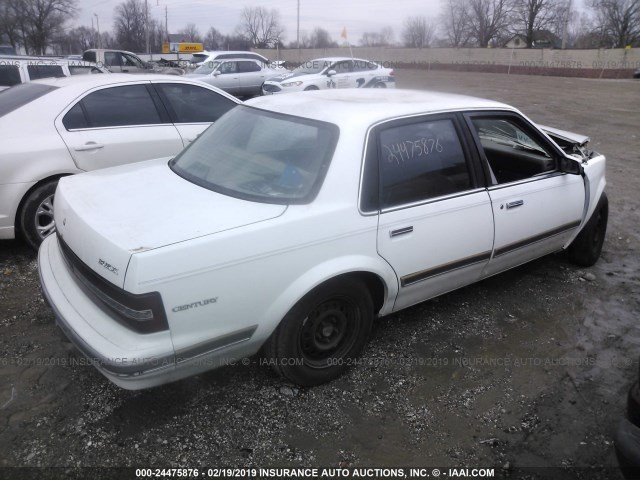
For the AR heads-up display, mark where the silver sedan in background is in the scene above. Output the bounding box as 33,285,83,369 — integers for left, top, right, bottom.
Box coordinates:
185,58,284,98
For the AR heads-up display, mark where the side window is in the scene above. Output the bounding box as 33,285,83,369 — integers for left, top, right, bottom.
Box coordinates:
238,61,261,73
27,65,65,80
156,83,237,123
81,85,161,127
219,62,237,74
0,65,21,87
378,119,472,208
122,53,142,68
103,52,121,67
352,60,375,72
470,116,556,184
62,103,88,129
333,61,352,74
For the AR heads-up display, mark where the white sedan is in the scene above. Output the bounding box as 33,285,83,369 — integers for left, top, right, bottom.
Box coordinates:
0,74,240,248
262,57,395,94
38,89,607,390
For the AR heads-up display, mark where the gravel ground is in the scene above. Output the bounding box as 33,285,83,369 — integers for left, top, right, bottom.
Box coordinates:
1,70,639,478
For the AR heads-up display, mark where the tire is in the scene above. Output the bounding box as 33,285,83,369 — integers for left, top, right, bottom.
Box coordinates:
19,180,59,250
629,381,640,428
373,82,386,88
568,192,608,267
264,278,374,386
304,85,319,91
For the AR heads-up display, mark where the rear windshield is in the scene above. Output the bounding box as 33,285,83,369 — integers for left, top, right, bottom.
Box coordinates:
170,106,339,204
0,64,21,87
0,82,58,118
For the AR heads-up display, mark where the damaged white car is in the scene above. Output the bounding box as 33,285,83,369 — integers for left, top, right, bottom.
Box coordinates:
38,89,607,390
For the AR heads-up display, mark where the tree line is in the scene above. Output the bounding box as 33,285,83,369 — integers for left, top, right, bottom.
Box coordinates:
0,0,638,55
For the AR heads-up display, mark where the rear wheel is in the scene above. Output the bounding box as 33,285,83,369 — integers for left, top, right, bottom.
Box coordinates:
304,85,319,91
264,278,374,386
568,192,608,267
19,180,59,250
373,82,386,88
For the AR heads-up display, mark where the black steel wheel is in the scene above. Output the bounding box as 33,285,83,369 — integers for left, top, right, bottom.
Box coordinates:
264,277,374,386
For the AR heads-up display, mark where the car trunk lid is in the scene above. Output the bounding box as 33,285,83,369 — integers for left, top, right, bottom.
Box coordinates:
54,158,287,288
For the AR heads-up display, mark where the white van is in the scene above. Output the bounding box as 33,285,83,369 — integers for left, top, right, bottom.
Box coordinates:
0,56,108,91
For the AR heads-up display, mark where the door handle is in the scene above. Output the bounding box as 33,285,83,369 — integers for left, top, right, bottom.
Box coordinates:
74,143,104,152
506,200,524,209
390,226,413,237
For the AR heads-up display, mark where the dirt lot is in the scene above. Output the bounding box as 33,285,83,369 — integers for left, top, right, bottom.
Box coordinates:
1,70,639,478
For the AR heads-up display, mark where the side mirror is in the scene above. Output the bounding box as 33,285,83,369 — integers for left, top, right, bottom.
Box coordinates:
559,156,583,175
327,69,337,77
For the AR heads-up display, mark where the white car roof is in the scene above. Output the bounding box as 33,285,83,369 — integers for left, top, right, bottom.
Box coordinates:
246,89,514,127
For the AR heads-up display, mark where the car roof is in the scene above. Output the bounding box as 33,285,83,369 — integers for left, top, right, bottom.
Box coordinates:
32,73,194,88
246,89,515,127
304,57,369,63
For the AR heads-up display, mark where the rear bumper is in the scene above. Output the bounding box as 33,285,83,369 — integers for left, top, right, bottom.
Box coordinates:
38,234,260,389
38,234,177,389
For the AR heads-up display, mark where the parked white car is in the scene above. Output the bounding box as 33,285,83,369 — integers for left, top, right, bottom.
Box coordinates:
38,89,607,390
0,56,109,91
188,50,272,70
185,58,283,97
262,57,395,94
0,74,240,248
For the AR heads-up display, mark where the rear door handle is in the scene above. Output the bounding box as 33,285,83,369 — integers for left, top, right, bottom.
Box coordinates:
74,143,104,151
506,200,524,209
390,226,413,237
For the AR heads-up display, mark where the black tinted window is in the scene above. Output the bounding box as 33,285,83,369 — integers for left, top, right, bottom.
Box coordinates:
0,83,58,117
157,83,236,123
82,85,161,127
63,103,88,129
27,64,65,80
82,51,97,63
0,64,21,86
238,61,260,73
379,119,471,208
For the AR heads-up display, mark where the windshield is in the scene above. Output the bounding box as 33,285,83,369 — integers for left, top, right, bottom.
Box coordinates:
194,61,221,75
170,106,339,204
293,60,332,75
190,54,209,65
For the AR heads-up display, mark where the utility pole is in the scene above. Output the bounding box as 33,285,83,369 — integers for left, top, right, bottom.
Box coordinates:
165,5,169,42
296,0,300,48
94,14,101,49
145,0,150,57
561,0,572,49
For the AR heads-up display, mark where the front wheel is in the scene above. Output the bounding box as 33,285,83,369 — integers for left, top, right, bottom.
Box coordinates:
304,85,319,91
19,180,59,250
568,192,608,267
264,278,374,386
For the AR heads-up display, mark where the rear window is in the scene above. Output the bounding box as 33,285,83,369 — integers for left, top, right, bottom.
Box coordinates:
0,82,58,118
170,106,339,204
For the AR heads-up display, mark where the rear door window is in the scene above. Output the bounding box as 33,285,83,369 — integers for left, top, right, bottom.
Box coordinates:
378,118,472,208
26,64,65,80
238,61,261,73
80,84,162,128
155,83,237,123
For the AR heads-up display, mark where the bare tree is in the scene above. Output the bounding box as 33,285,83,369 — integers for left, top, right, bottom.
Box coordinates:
440,0,472,46
402,16,435,48
308,27,337,48
204,27,224,50
114,0,146,52
512,0,558,47
360,26,394,46
466,0,514,46
6,0,77,54
177,23,202,43
589,0,640,47
238,6,284,48
0,0,22,50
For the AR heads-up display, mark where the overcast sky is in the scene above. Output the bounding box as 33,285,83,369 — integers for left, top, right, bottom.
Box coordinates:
76,0,584,46
76,0,447,45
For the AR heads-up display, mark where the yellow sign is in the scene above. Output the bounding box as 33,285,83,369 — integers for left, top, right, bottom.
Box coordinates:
162,42,204,53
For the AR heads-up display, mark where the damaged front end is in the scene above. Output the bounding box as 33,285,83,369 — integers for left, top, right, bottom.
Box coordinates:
540,124,595,162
